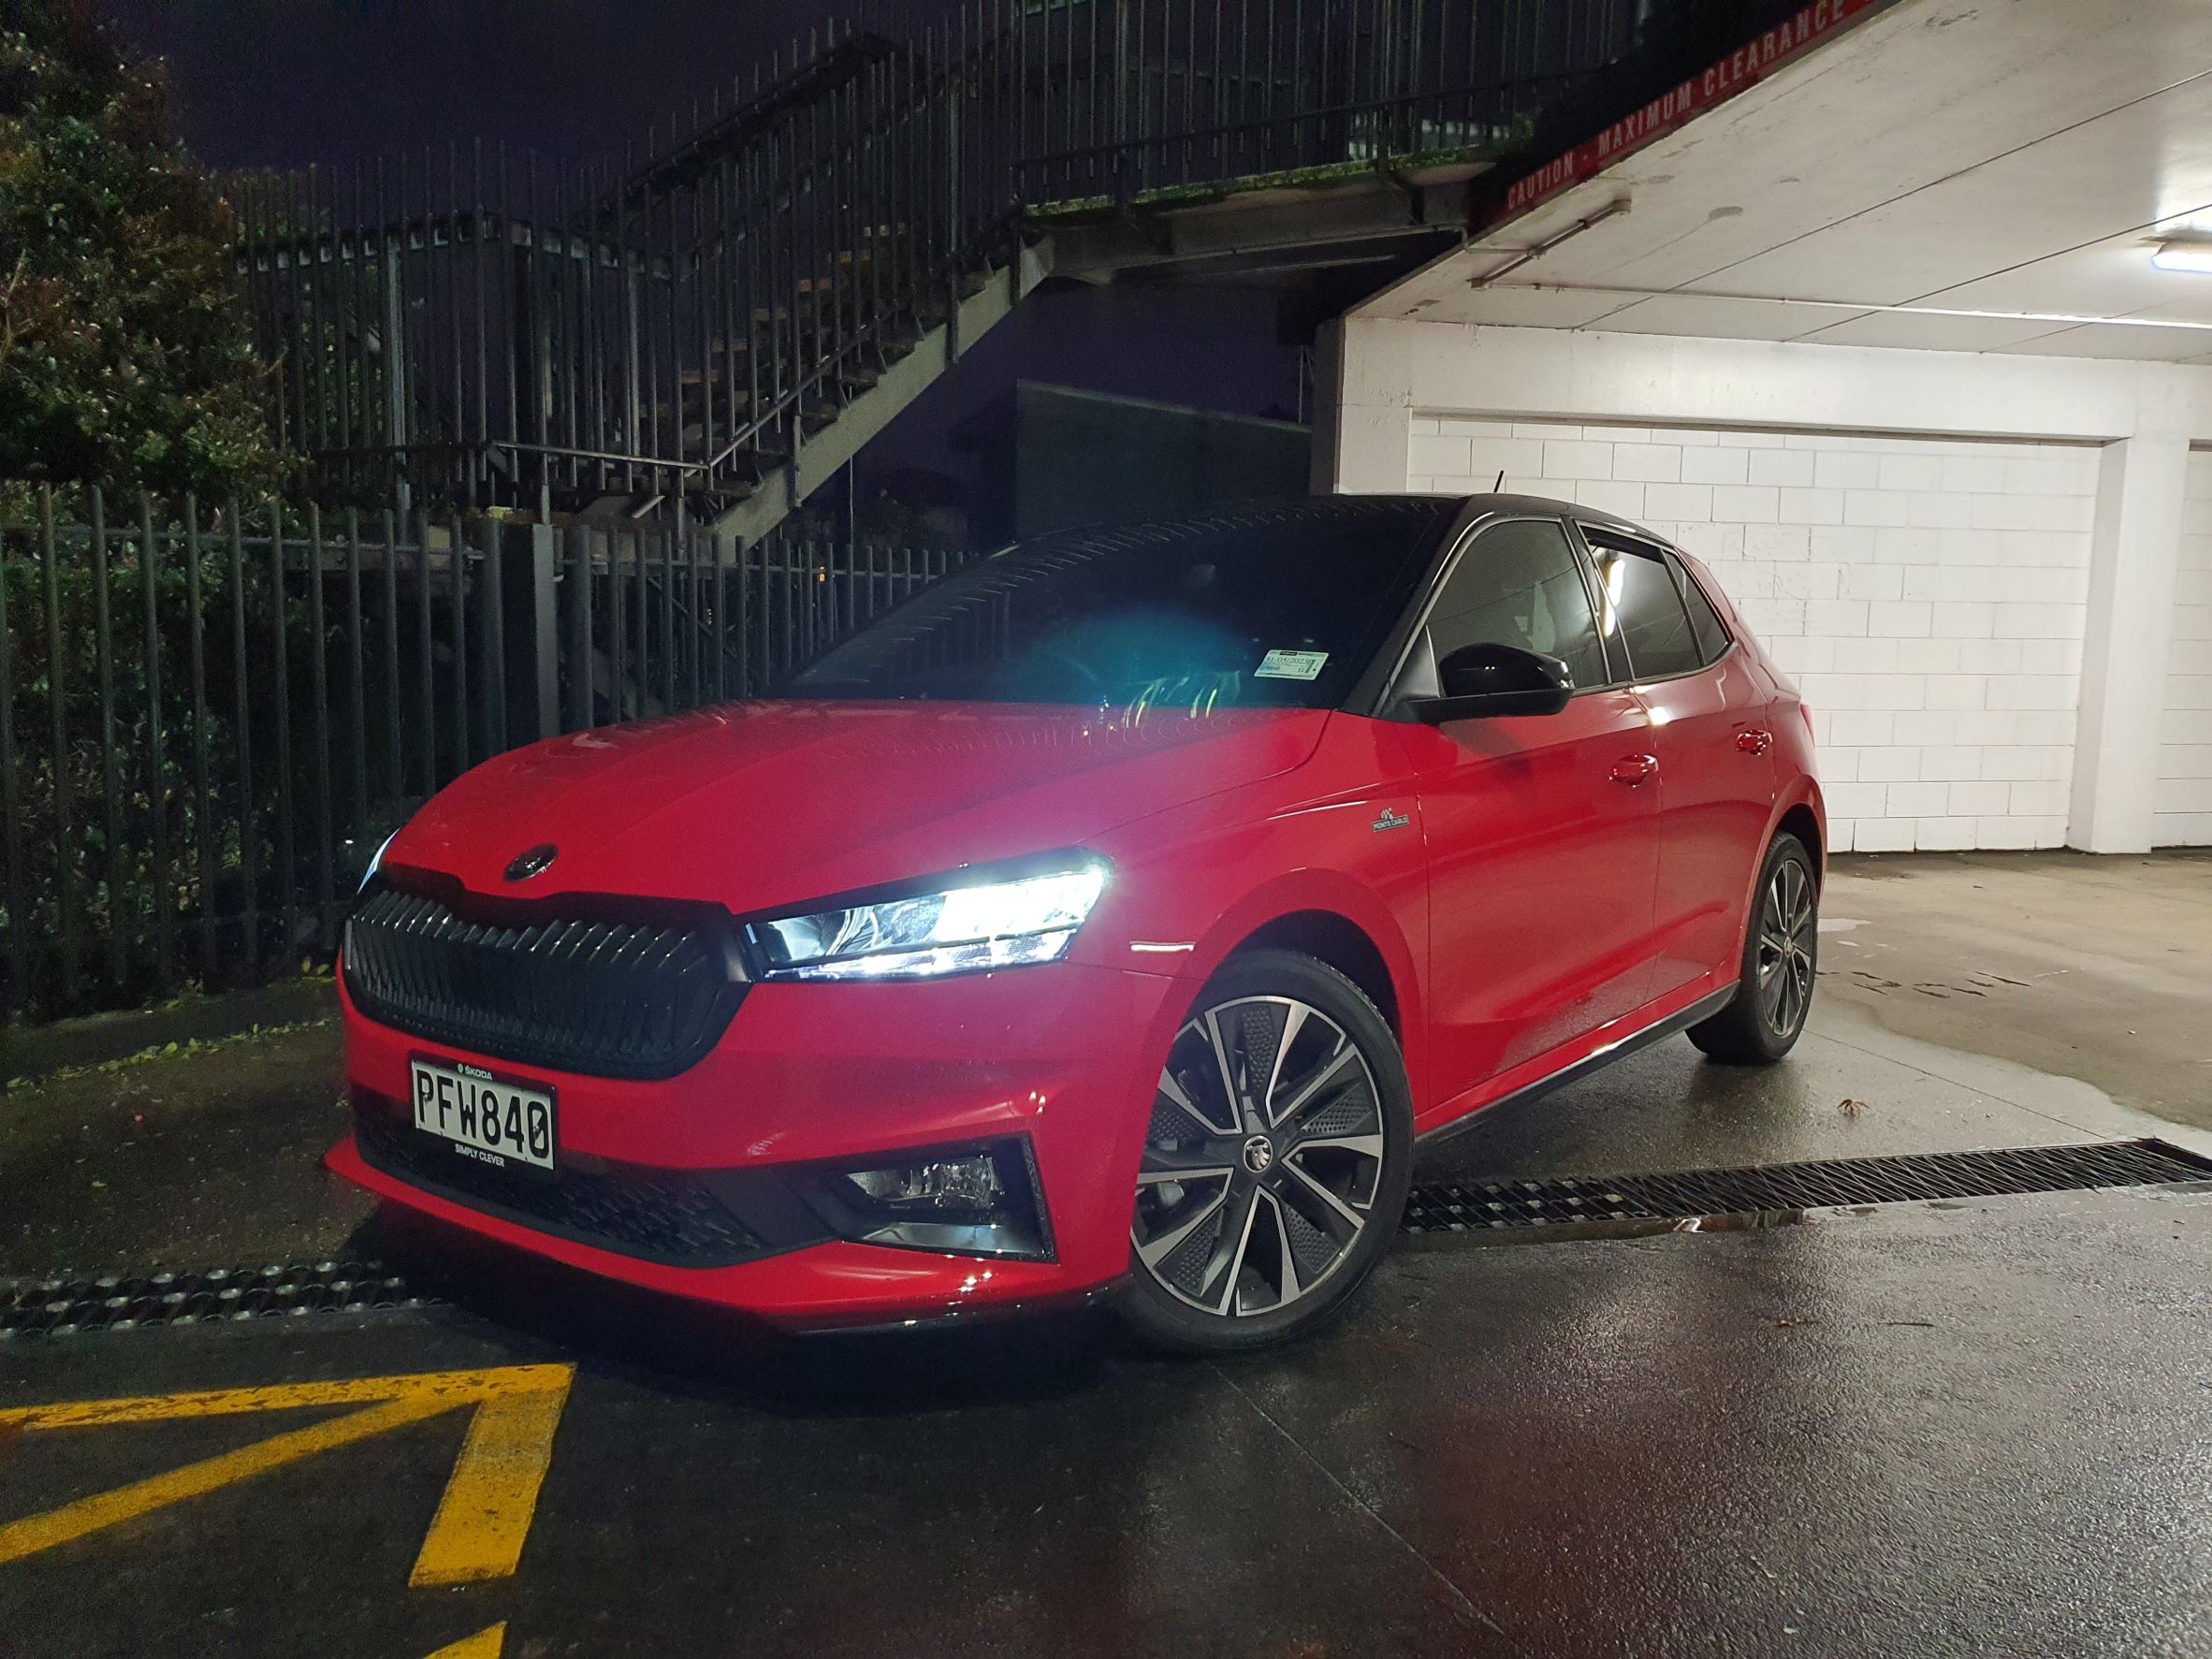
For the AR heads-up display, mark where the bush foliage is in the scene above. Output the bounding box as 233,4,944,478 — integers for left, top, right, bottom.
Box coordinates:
0,0,284,506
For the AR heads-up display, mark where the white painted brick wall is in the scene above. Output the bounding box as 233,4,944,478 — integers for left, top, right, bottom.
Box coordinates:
2154,451,2212,845
1408,417,2099,852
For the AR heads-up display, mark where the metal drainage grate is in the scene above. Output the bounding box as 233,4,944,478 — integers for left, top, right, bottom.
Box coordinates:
9,1142,2206,1333
1401,1139,2212,1237
0,1261,434,1339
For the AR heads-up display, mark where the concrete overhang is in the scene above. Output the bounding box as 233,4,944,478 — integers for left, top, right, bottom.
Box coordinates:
1359,0,2212,364
1036,159,1484,284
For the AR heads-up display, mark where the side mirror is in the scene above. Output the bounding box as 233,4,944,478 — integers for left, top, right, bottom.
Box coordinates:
1409,643,1574,723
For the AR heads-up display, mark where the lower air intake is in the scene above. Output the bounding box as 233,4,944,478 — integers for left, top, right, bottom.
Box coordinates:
355,1107,765,1266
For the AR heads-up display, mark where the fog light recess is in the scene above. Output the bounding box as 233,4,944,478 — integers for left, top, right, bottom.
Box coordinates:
816,1140,1053,1261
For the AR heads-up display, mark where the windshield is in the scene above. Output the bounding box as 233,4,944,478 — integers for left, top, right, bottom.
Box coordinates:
784,500,1457,711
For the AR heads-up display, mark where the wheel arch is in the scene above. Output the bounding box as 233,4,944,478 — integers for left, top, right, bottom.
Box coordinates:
1171,872,1430,1109
1720,781,1826,972
1776,800,1824,886
1230,910,1401,1036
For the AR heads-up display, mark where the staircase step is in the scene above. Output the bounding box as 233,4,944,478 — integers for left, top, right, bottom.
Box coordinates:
676,380,755,414
709,257,1032,549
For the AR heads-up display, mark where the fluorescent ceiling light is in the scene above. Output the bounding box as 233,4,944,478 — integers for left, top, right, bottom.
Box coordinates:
2151,240,2212,275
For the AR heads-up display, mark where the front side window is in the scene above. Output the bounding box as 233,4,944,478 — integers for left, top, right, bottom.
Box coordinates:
784,502,1458,712
1590,538,1704,681
1420,517,1608,691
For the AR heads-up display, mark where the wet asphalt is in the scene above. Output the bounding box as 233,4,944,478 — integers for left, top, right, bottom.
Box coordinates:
5,856,2212,1658
6,1181,2208,1658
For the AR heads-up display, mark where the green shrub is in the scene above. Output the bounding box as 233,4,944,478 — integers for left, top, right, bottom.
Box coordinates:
1,0,285,508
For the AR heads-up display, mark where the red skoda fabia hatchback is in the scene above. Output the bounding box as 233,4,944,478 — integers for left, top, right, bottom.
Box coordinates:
333,496,1823,1350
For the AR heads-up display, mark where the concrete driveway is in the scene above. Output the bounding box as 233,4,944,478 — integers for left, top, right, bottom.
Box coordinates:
4,853,2208,1658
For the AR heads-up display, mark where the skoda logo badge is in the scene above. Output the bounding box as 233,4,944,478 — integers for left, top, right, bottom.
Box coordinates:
504,844,559,882
1240,1134,1274,1176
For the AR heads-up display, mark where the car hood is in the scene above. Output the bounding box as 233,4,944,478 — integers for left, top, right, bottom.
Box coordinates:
387,699,1327,913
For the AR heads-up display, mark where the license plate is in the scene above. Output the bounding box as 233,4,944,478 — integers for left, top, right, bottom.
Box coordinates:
410,1056,556,1173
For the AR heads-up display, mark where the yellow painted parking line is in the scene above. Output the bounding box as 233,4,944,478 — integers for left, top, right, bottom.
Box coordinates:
0,1365,573,1431
0,1391,453,1565
0,1365,574,1585
425,1624,506,1658
411,1375,571,1587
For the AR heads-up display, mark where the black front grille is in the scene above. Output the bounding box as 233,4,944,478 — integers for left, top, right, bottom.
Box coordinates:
344,883,746,1079
355,1107,766,1266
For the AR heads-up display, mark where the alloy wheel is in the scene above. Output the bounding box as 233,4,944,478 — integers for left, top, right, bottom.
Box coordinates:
1131,996,1386,1319
1756,857,1816,1037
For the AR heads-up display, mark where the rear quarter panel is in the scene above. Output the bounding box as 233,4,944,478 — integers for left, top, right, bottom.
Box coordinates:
1679,544,1826,840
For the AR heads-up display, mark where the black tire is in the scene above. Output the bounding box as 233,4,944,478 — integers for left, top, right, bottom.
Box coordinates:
1118,949,1414,1355
1688,832,1818,1065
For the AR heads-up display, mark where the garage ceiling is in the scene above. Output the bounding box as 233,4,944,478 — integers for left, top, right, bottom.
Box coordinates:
1362,0,2212,362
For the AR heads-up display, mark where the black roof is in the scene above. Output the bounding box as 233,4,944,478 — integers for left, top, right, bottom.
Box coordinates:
992,493,1668,561
1356,489,1665,540
1215,491,1666,543
1003,495,1461,558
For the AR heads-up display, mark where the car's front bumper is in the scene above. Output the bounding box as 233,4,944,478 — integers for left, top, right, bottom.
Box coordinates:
330,955,1185,1330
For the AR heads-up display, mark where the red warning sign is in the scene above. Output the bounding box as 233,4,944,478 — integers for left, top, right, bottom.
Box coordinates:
1484,0,1893,230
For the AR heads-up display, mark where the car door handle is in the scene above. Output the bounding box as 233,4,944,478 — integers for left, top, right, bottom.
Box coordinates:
1736,728,1774,756
1609,753,1660,786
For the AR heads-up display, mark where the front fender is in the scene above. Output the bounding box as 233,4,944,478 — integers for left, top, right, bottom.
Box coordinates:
1085,755,1433,1109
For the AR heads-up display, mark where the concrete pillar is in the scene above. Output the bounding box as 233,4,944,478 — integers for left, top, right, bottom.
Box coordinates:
1307,322,1345,495
1311,317,1415,495
2069,432,2190,852
500,521,561,747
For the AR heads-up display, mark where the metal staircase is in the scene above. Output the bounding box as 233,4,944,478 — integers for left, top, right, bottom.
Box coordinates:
233,0,1669,542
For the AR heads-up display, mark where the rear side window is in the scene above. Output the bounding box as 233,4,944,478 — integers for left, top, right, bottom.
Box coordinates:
1590,540,1703,681
1424,518,1608,691
1670,556,1733,664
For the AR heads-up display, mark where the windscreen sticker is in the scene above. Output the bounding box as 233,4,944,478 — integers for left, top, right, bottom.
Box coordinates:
1254,648,1329,681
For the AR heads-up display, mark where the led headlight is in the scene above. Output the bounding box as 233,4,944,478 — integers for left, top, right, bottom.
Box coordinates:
749,859,1108,982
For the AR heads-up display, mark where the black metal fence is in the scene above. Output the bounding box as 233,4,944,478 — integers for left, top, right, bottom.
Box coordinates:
230,21,1015,519
230,0,1656,517
0,487,966,1023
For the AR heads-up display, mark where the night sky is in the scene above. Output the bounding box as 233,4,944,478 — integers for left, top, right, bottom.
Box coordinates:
104,1,1302,511
110,0,909,172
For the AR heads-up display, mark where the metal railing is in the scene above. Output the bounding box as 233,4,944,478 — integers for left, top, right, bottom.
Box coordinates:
1006,0,1650,204
230,33,992,518
231,0,1657,517
0,486,966,1021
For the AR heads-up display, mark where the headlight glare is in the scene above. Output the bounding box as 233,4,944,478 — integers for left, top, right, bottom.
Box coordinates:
753,862,1107,982
358,828,400,895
